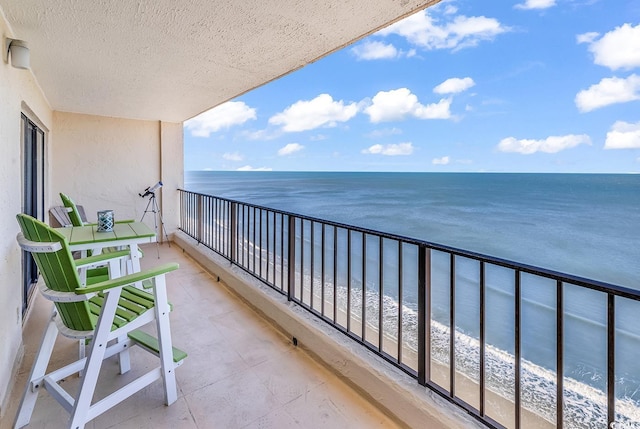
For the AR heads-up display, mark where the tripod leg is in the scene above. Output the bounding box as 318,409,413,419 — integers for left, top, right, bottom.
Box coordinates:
140,196,154,222
153,197,171,247
151,196,160,258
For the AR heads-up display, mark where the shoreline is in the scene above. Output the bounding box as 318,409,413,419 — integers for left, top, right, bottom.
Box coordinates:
298,276,640,428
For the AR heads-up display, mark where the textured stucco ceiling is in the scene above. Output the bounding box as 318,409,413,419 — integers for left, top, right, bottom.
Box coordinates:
1,0,440,123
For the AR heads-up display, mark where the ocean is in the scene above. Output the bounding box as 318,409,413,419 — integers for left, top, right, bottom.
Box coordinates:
185,171,640,426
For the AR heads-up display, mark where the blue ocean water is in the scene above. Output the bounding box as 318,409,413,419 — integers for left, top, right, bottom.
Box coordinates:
185,171,640,425
185,171,640,288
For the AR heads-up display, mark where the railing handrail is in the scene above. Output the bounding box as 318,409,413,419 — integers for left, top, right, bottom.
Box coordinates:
177,188,640,301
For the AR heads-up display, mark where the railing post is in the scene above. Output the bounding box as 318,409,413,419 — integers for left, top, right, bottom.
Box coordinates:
557,279,564,429
607,293,615,429
178,190,183,231
197,194,203,244
230,201,237,263
418,244,427,386
287,215,296,302
515,269,522,429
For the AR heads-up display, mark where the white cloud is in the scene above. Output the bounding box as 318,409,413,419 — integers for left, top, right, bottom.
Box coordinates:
497,134,591,154
378,9,509,52
184,101,256,137
223,152,243,161
361,142,414,156
432,156,450,165
366,128,403,138
278,143,304,156
364,88,451,122
434,77,475,94
269,94,358,132
414,98,452,119
576,32,599,45
443,5,458,15
351,41,399,60
579,24,640,70
514,0,556,10
605,121,640,149
575,75,640,112
242,129,281,141
236,165,273,171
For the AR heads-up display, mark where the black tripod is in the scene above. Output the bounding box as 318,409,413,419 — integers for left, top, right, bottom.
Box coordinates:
141,192,170,258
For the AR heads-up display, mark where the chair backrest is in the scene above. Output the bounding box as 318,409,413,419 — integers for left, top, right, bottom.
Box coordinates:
59,192,85,227
16,213,95,331
49,205,89,228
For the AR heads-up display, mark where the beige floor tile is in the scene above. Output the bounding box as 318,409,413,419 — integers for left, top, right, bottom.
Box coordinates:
98,397,196,429
253,348,326,406
2,243,401,429
283,382,398,429
184,366,280,428
241,407,303,429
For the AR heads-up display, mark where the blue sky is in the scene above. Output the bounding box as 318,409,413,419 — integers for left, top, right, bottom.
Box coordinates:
184,0,640,173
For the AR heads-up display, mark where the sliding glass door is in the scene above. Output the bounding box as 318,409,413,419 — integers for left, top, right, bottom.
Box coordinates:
21,113,45,315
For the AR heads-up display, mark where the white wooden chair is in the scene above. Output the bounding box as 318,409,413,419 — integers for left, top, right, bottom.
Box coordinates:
14,214,186,429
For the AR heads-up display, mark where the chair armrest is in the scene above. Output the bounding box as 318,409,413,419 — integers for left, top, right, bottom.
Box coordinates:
75,263,179,294
75,250,130,268
16,233,62,253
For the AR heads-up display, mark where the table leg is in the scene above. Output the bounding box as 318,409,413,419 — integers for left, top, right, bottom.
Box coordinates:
128,244,145,289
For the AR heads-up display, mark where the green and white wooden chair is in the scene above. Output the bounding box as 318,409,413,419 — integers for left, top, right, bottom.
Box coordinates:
59,192,136,228
14,214,186,429
59,192,88,228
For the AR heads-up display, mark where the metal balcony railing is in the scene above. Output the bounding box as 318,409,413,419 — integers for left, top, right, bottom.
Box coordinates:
178,189,640,429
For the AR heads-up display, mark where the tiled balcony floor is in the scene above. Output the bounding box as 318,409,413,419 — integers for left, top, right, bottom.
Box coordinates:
2,243,400,429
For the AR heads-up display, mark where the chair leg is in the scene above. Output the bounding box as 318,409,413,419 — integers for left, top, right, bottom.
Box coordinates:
68,288,122,429
152,275,178,405
14,310,59,429
78,339,86,377
117,335,131,374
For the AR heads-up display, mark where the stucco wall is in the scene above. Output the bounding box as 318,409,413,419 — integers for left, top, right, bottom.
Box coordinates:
0,19,53,414
160,122,184,235
51,113,183,234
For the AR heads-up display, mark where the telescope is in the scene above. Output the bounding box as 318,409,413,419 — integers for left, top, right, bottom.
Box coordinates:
139,181,163,198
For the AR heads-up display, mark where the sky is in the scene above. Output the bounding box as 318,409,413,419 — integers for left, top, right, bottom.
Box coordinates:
183,0,640,173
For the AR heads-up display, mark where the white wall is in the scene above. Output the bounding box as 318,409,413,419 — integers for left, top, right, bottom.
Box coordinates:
1,17,184,416
51,112,183,234
0,17,53,414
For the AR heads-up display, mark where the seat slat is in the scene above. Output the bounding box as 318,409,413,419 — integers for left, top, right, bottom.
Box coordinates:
121,289,155,309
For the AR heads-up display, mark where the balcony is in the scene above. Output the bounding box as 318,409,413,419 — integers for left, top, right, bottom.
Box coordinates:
3,242,409,428
175,190,640,429
6,190,640,428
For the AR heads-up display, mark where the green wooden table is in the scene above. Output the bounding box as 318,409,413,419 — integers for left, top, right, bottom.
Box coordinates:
55,222,156,274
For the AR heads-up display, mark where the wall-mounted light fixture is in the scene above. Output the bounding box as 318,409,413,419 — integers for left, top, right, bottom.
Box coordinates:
3,38,30,70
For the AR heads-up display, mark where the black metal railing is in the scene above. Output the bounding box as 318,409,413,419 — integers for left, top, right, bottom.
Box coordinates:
178,189,640,429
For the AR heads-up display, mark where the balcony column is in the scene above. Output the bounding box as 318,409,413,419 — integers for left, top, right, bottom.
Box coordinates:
159,121,184,237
